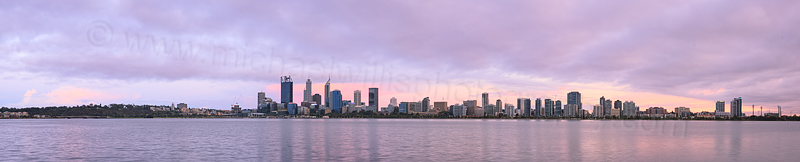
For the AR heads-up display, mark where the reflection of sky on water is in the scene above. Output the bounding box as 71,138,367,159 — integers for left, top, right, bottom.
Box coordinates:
1,119,799,161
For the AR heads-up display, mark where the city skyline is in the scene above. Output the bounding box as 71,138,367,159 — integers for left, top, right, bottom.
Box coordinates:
1,1,798,116
257,76,756,116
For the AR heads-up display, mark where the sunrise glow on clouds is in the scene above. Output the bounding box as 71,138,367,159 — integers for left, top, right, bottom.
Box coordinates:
1,0,799,115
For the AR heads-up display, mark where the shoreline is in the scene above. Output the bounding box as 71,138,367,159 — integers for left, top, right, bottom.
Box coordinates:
2,117,796,121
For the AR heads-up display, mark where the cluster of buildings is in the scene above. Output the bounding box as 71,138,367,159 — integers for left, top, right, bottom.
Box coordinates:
589,97,747,118
150,75,761,119
253,76,382,116
1,111,29,118
147,103,226,116
252,76,597,117
246,76,566,117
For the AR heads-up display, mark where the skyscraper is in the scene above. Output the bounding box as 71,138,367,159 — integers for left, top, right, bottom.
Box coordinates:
463,100,477,115
535,98,542,117
482,92,489,109
731,97,742,117
544,99,553,117
567,91,581,106
422,97,430,112
614,100,622,110
369,88,379,109
390,97,398,107
555,100,562,117
565,104,580,117
354,90,362,106
593,105,603,117
281,76,293,103
599,96,606,116
325,77,331,107
304,78,312,102
312,94,322,105
716,101,725,112
518,98,531,117
505,104,516,117
496,99,502,113
623,101,636,116
331,90,342,113
604,99,612,117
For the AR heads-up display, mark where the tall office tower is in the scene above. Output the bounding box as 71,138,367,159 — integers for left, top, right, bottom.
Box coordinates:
312,94,322,105
535,98,542,117
325,78,331,107
463,100,477,115
434,101,447,112
482,92,489,109
496,99,502,113
604,99,612,117
369,88,379,109
517,98,531,117
716,101,725,112
623,101,636,116
354,90,362,106
555,100,562,117
731,97,742,117
281,76,293,103
544,99,553,117
567,91,582,107
600,96,605,111
304,78,312,102
331,90,343,113
390,97,398,107
614,100,622,110
422,97,430,112
593,105,603,117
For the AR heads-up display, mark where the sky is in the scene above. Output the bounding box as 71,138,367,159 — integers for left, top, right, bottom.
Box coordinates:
1,0,799,115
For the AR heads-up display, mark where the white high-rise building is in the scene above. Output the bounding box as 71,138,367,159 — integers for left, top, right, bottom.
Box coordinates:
304,78,312,102
593,105,603,117
565,104,580,117
354,90,362,106
258,92,266,106
623,101,636,116
505,104,516,117
325,78,331,108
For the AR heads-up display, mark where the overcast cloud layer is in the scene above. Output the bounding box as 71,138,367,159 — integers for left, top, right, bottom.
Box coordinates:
1,0,799,114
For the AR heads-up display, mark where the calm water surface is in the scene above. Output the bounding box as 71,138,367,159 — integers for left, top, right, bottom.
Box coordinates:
1,119,798,161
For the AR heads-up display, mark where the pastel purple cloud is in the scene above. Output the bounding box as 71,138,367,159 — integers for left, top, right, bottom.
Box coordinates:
1,0,799,113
